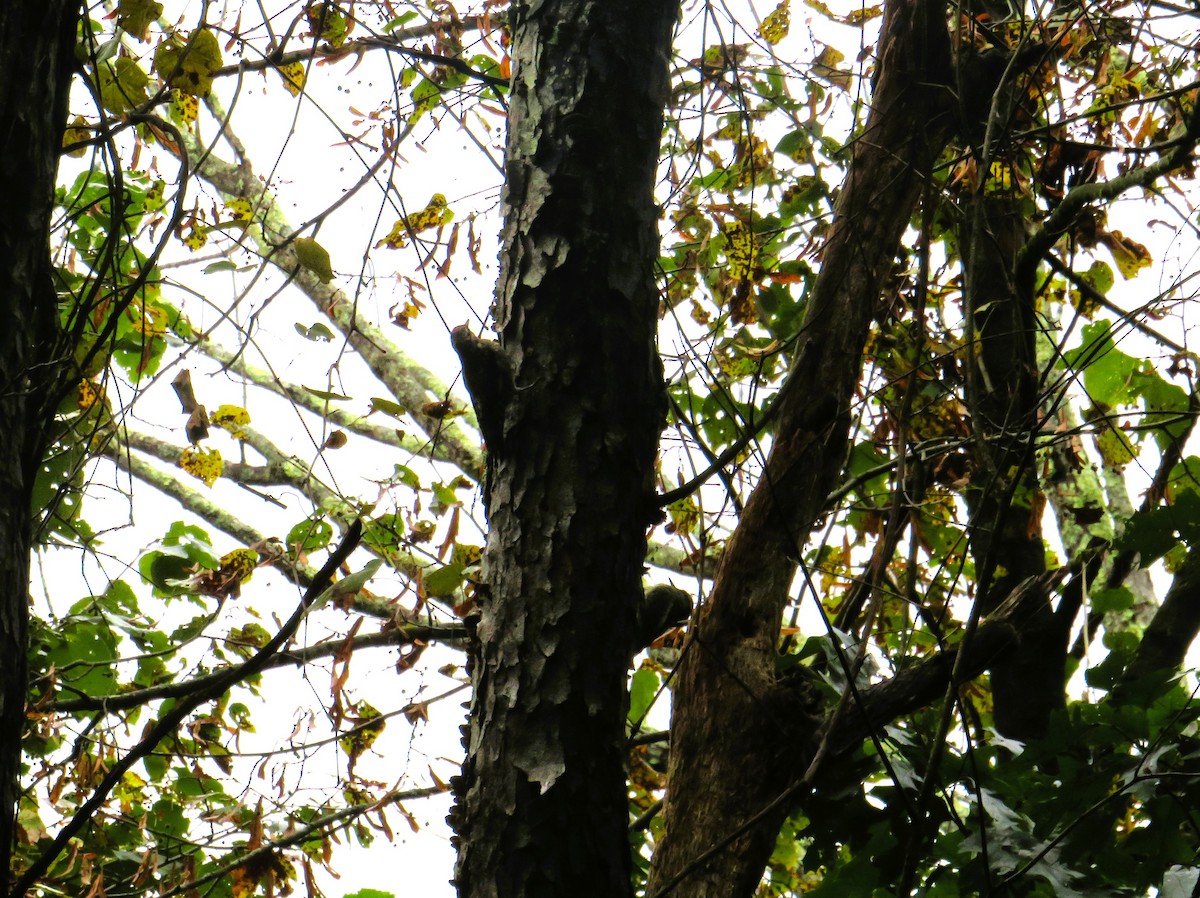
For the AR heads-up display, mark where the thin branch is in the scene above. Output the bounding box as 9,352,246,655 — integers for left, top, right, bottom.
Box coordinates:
192,335,457,460
1044,254,1187,354
14,522,364,896
157,784,447,898
107,432,450,609
46,622,466,715
211,12,507,83
172,126,485,475
1017,102,1200,289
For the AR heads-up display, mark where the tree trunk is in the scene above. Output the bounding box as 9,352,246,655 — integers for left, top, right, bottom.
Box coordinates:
448,1,676,896
0,2,79,890
961,195,1064,743
647,2,955,894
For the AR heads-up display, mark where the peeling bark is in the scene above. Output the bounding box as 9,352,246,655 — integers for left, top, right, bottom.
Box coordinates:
647,2,955,894
0,3,79,888
448,2,676,896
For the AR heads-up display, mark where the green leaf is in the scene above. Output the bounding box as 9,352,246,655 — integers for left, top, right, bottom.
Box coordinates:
311,559,383,610
345,890,396,898
32,437,88,544
293,236,334,283
424,562,465,597
1063,321,1139,409
97,56,150,114
1081,260,1114,296
151,798,188,839
392,464,420,490
202,260,237,273
46,616,120,697
382,11,418,32
1118,490,1200,562
369,397,406,418
302,385,351,401
1092,587,1134,614
431,482,461,516
295,321,335,341
287,517,333,553
628,666,661,724
143,753,168,783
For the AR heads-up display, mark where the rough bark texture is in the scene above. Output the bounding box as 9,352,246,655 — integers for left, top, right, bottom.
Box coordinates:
448,2,676,896
0,3,79,889
646,2,955,894
960,197,1062,743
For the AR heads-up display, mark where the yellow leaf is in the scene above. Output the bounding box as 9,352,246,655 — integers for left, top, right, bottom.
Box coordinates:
812,44,852,91
170,88,199,124
374,194,453,249
1095,426,1138,467
131,301,168,337
1098,229,1153,279
62,116,90,157
759,0,790,45
293,236,334,282
181,223,208,251
76,380,105,411
154,29,223,98
217,548,259,584
211,404,251,438
723,219,760,281
339,701,385,759
224,198,254,222
179,446,223,487
277,61,306,96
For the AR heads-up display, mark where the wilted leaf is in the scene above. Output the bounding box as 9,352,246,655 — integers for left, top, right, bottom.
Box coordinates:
277,61,306,96
322,430,348,450
759,0,790,45
179,446,223,486
1098,229,1153,279
375,194,453,249
211,404,250,438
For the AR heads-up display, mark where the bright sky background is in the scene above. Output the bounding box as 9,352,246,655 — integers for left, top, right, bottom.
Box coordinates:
35,1,1200,895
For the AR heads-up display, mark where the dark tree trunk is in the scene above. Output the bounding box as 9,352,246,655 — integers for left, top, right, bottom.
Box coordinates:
448,1,676,896
647,2,955,894
0,2,80,890
961,196,1063,743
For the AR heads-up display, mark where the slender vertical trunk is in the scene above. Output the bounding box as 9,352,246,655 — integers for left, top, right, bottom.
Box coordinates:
0,3,79,889
449,2,676,895
647,2,954,894
961,196,1062,742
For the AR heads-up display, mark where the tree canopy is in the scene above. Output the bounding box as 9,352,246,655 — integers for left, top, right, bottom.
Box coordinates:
5,0,1200,896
